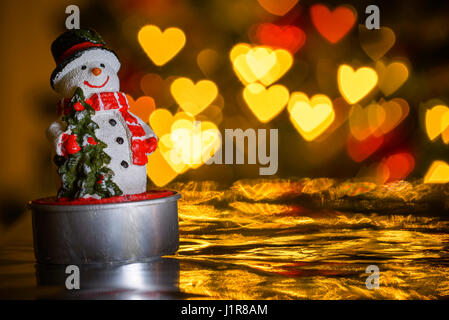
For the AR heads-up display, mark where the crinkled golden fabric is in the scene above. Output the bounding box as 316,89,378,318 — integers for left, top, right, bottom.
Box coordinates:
172,179,449,299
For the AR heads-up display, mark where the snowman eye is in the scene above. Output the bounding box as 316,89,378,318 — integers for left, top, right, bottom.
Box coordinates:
100,63,105,68
81,65,87,70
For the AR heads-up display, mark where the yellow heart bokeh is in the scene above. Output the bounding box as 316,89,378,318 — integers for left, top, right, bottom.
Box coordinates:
149,108,175,138
231,45,261,84
259,49,293,86
149,109,221,177
359,25,396,61
147,109,184,185
170,77,218,116
288,92,335,141
197,104,223,125
442,123,449,144
149,109,194,150
148,109,193,179
376,61,409,96
424,160,449,184
338,64,378,104
197,48,220,77
161,119,221,171
138,25,186,66
245,47,277,79
243,83,289,123
348,103,376,141
230,43,251,62
371,100,398,136
376,98,409,135
147,149,179,187
349,98,409,140
231,44,293,86
425,105,449,142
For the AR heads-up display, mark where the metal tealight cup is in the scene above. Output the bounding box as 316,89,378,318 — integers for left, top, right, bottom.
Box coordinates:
29,192,181,264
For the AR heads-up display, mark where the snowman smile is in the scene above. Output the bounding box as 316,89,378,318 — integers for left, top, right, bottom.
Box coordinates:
84,76,110,88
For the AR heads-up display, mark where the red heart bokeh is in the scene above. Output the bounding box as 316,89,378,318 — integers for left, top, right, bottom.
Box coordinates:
310,4,356,44
126,94,156,124
379,152,415,182
256,23,306,54
347,134,384,162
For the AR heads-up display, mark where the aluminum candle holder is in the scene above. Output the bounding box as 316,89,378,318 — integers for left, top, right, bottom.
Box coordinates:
29,192,181,264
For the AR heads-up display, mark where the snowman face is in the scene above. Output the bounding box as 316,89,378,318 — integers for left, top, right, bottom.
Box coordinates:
55,60,120,98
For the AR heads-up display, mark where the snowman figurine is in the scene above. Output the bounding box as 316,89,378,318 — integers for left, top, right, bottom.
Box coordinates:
47,29,157,197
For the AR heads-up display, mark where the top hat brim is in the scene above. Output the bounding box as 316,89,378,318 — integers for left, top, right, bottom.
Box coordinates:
50,47,120,89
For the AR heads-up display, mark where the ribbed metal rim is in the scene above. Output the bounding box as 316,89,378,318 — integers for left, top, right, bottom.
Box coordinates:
29,192,181,212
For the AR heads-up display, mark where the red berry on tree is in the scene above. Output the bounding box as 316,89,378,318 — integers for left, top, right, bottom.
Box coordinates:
97,175,104,184
73,102,85,111
87,137,97,145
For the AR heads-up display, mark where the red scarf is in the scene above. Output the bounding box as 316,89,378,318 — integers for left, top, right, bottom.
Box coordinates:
58,92,153,165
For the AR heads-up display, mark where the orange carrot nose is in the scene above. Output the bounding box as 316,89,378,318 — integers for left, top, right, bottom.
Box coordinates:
92,67,102,76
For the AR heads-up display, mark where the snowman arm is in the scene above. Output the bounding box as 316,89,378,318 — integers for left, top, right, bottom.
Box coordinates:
131,112,158,140
46,120,68,155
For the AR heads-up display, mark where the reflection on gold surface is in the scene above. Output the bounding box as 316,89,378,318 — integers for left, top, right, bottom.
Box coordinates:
171,181,224,204
174,179,449,299
330,181,377,197
230,179,303,201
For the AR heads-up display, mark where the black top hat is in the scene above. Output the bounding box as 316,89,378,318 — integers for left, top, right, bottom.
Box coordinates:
50,29,120,88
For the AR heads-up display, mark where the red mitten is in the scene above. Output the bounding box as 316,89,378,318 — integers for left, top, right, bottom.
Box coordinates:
64,134,81,155
146,137,158,154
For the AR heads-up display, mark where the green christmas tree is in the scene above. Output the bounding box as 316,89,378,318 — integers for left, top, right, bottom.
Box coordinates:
54,87,123,199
